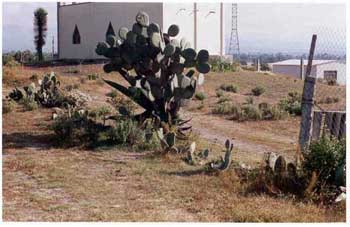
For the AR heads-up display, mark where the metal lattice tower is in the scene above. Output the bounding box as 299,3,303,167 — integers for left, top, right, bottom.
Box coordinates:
228,4,240,61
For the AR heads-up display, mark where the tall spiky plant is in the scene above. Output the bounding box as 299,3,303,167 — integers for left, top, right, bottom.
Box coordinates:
33,8,48,62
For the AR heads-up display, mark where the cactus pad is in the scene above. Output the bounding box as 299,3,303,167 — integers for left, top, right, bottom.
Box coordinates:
118,27,129,40
167,24,180,37
135,11,149,27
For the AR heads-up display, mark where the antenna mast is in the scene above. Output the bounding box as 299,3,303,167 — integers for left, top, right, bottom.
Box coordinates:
228,3,240,61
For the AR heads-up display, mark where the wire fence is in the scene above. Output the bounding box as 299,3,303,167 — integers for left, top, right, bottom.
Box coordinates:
312,28,346,113
309,28,346,141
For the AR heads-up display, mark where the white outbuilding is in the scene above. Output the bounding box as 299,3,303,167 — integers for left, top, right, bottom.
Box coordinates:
271,59,346,85
57,2,226,60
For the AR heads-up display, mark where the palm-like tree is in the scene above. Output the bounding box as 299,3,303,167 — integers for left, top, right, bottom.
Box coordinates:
34,8,48,61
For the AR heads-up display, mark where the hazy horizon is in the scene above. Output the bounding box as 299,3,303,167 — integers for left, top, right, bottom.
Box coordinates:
3,2,346,56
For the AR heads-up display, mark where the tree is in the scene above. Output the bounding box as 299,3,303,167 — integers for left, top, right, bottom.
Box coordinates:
33,8,48,61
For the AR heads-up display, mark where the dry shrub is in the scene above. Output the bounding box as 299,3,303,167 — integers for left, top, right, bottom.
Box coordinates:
218,170,241,192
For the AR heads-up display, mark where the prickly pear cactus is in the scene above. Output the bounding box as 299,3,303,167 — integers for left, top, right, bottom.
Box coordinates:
95,12,211,128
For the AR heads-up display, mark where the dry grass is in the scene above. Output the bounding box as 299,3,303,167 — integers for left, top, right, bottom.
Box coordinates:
2,65,345,222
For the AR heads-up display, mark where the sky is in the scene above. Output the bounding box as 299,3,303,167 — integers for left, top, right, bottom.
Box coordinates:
3,2,346,55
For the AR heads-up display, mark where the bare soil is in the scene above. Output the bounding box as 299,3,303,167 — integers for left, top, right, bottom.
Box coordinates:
2,65,345,222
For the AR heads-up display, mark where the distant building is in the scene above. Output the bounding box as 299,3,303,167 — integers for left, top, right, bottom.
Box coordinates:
271,59,346,85
57,2,226,60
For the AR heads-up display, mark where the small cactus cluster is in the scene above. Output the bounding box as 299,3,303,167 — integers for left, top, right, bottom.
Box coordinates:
95,12,210,128
209,139,233,171
156,128,178,153
185,139,233,171
8,72,76,108
186,142,209,165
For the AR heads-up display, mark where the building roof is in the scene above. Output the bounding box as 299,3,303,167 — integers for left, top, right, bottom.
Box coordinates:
271,59,337,66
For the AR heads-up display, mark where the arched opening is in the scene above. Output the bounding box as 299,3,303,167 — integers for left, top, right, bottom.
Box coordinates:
106,21,115,38
73,24,81,44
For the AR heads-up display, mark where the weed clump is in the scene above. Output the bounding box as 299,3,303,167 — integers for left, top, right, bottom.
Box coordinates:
213,101,287,121
3,99,15,114
216,89,224,97
318,96,340,104
51,109,160,151
279,92,302,116
251,86,265,96
220,84,238,93
20,97,38,111
65,68,80,74
194,92,206,100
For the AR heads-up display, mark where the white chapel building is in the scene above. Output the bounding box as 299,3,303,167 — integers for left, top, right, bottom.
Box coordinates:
57,2,226,60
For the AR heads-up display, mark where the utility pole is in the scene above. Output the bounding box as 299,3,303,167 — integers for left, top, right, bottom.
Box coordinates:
52,36,55,59
193,3,197,51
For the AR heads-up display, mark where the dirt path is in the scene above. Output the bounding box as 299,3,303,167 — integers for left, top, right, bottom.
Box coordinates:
182,110,299,163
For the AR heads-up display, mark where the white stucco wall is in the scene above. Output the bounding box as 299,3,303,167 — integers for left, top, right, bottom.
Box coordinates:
163,3,194,46
315,62,346,85
58,2,163,59
272,65,316,79
58,2,225,59
197,3,223,55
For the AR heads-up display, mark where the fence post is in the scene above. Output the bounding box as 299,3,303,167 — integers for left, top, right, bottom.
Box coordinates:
299,35,317,153
300,58,304,80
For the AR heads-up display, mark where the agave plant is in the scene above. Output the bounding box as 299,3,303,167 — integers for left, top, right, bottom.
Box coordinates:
95,12,210,133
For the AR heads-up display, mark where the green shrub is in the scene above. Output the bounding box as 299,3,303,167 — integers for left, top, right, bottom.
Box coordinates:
240,104,262,121
106,90,118,98
213,100,286,121
209,58,240,72
244,96,254,105
51,108,160,151
251,86,265,96
194,92,206,100
260,105,288,120
319,96,340,104
107,118,160,151
30,74,39,81
197,101,205,110
3,54,20,67
303,136,345,187
212,101,240,115
279,92,302,116
217,95,231,104
220,84,238,93
96,106,112,125
51,112,101,146
87,73,99,80
65,68,80,74
20,97,38,111
216,89,224,97
3,100,15,114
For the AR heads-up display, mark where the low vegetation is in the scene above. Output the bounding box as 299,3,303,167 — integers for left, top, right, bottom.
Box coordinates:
318,96,340,104
194,92,206,100
209,58,240,72
8,72,79,109
245,135,345,205
220,84,238,93
251,85,265,96
3,11,345,222
64,67,80,74
212,99,287,121
3,99,15,114
278,92,302,116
